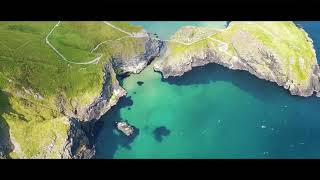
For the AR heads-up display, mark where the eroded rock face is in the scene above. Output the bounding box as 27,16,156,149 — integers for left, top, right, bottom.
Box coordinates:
0,152,5,159
154,22,320,97
60,33,164,159
0,23,164,159
111,35,164,75
61,118,95,159
76,34,164,122
76,62,126,122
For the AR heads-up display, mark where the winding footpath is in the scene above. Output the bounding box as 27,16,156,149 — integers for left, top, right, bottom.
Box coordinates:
207,37,237,58
103,21,133,36
46,21,101,65
91,35,131,53
46,21,235,65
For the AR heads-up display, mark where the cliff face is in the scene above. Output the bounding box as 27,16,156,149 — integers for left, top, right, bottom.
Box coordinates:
61,118,95,159
154,22,320,97
60,33,163,158
0,21,163,159
0,119,13,159
111,35,164,75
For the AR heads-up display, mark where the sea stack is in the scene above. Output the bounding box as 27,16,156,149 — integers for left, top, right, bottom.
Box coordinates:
116,122,135,136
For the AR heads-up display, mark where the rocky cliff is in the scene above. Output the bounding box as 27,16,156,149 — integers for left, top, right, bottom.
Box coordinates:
154,22,320,97
0,22,163,159
60,33,163,158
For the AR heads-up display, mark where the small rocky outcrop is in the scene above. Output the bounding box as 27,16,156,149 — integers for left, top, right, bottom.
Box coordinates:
116,121,135,136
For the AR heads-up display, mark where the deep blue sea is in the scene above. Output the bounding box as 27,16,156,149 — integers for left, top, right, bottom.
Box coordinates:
95,21,320,159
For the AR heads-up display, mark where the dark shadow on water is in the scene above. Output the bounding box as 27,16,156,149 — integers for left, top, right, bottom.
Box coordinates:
94,62,320,158
0,91,14,158
137,81,144,86
119,96,133,107
153,126,171,142
162,63,320,104
93,95,138,159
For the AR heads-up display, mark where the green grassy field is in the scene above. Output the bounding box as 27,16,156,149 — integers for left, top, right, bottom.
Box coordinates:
49,21,129,62
108,21,143,33
226,21,316,82
0,21,144,158
163,21,316,86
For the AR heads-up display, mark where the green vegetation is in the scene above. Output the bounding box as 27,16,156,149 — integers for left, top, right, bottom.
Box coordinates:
107,21,143,33
168,39,210,59
162,21,316,86
0,21,145,158
49,21,128,62
227,21,316,82
4,114,69,158
100,36,146,59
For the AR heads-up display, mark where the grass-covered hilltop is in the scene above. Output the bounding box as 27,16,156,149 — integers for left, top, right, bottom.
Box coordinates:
0,21,162,158
154,21,320,97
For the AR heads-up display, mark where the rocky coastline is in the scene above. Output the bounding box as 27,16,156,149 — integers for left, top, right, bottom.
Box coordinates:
154,22,320,97
3,22,318,159
61,33,164,158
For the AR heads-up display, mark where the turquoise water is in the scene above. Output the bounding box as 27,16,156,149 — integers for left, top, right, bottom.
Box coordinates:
131,21,228,39
95,21,320,159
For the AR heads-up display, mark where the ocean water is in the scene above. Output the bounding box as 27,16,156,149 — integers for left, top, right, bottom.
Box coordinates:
131,21,228,39
95,21,320,159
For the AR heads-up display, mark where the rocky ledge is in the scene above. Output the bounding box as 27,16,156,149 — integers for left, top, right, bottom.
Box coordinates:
154,22,320,97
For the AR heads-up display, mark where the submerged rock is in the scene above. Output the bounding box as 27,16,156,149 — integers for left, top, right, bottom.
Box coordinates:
153,126,171,142
137,81,144,86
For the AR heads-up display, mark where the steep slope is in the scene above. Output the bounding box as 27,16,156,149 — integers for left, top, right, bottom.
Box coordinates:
154,21,320,97
0,21,162,158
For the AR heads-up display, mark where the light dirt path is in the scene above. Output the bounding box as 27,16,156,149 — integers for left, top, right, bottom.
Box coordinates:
90,35,131,53
48,21,233,65
46,21,101,65
103,21,133,37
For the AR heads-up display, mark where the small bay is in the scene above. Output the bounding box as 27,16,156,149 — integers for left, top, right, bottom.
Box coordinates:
95,21,320,159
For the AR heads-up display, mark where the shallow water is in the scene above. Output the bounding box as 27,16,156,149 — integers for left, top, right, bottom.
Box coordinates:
131,21,227,39
95,21,320,159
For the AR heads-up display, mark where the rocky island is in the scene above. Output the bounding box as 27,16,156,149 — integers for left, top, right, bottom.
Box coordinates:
154,22,320,97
